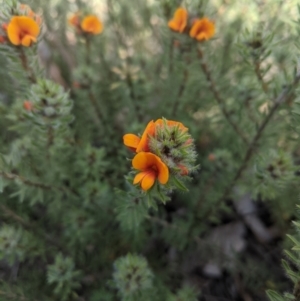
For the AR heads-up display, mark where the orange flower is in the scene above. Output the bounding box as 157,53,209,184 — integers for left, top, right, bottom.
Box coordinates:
189,17,215,41
136,120,156,152
123,119,188,153
7,16,40,47
168,7,188,33
81,15,103,35
132,152,169,191
0,36,6,44
123,120,156,152
23,100,33,111
68,13,80,27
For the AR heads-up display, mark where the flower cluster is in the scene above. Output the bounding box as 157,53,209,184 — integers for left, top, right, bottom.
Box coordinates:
123,119,197,192
68,13,103,35
168,7,215,41
0,3,41,47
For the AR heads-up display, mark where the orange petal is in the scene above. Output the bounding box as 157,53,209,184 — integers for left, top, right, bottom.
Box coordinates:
168,8,188,33
133,170,156,190
133,171,148,184
168,20,180,32
132,152,157,171
189,19,201,39
189,18,215,41
21,35,36,46
132,152,169,184
156,158,169,184
123,134,140,151
81,15,103,35
6,18,21,45
140,171,156,191
136,120,155,153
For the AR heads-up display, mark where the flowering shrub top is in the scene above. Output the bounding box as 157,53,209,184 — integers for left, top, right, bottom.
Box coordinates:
123,118,197,194
168,7,215,42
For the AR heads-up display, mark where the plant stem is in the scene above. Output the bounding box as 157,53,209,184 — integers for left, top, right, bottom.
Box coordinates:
83,36,106,127
19,47,36,84
88,90,105,125
197,47,249,145
168,37,174,74
254,60,269,93
125,72,143,122
172,69,189,117
85,36,91,65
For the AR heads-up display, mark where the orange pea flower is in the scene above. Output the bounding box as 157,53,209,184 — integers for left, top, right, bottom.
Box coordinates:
81,15,103,35
132,152,169,191
123,119,188,153
23,100,33,111
189,17,215,41
7,16,40,47
168,7,188,33
123,120,156,152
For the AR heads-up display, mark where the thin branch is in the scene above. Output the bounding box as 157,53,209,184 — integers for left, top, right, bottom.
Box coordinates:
197,47,249,145
245,95,259,125
254,60,269,93
0,171,78,197
0,204,66,251
82,37,106,127
88,90,105,126
168,37,175,74
172,69,189,117
125,72,143,122
19,48,36,84
206,73,300,216
85,36,91,65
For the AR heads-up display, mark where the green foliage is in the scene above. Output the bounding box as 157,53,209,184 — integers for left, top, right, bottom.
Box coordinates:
112,254,153,301
0,225,41,265
267,208,300,301
0,0,299,300
47,253,81,301
167,286,199,301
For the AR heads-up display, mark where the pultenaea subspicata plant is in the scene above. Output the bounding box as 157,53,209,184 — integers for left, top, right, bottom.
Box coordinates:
123,118,197,199
0,0,300,300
